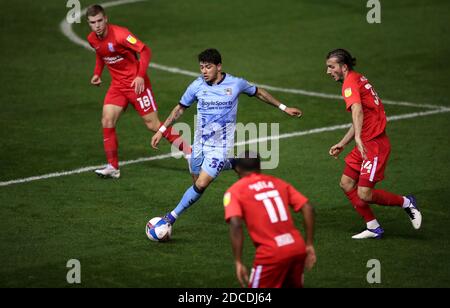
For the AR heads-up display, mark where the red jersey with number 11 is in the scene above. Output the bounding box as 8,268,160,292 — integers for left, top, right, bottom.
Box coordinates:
224,173,308,264
342,71,387,142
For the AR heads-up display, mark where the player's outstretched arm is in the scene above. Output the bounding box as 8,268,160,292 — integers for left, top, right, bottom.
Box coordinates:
300,202,316,270
254,88,302,117
329,126,355,159
151,104,186,149
229,217,249,288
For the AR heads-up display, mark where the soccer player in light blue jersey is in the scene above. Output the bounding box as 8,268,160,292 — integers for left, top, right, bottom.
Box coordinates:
151,48,302,225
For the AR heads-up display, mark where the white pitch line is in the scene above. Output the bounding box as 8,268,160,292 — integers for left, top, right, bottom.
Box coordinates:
237,107,450,146
0,153,174,187
1,107,449,187
2,1,446,187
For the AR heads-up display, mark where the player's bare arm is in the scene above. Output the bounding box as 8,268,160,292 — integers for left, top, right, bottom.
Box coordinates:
351,103,366,159
254,88,302,117
229,217,249,287
329,126,355,159
151,104,186,149
300,202,317,270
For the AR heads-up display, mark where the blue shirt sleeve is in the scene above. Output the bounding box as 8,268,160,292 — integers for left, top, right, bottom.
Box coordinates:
238,78,257,97
180,79,200,108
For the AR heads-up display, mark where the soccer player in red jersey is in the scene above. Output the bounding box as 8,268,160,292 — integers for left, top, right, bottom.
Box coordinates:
224,152,316,288
326,49,422,239
86,4,190,178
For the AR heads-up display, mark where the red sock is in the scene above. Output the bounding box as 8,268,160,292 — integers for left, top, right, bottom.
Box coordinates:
103,128,119,169
370,189,403,207
345,189,376,222
160,124,191,155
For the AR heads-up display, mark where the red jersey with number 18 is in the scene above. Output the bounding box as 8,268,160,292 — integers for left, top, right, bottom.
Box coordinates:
224,173,308,264
342,71,387,142
87,24,150,88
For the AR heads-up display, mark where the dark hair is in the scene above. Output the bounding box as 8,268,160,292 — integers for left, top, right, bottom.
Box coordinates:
234,151,261,172
86,4,105,18
198,48,222,65
327,49,356,70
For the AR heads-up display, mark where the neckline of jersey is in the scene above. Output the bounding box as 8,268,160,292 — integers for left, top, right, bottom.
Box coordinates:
206,72,227,86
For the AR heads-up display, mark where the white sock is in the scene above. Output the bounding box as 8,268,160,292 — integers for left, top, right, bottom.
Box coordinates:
367,219,380,230
171,211,178,219
402,196,411,208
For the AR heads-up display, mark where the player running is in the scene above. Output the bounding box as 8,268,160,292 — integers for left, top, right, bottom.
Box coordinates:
151,48,302,225
86,4,190,179
224,152,316,288
326,48,422,239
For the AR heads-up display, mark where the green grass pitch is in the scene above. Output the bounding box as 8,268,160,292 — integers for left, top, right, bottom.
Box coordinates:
0,0,449,287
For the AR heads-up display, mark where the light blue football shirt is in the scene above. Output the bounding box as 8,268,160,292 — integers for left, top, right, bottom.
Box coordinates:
180,73,257,152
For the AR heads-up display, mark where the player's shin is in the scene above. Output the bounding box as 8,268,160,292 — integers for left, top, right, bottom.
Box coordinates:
103,128,119,169
370,189,403,207
168,185,204,223
345,189,376,222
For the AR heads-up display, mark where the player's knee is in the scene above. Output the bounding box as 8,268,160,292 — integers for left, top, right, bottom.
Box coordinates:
144,120,159,132
193,183,206,193
339,180,354,193
194,180,209,192
357,189,372,202
101,117,116,128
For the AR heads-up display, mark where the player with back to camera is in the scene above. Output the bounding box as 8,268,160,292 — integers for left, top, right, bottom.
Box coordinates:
224,151,316,288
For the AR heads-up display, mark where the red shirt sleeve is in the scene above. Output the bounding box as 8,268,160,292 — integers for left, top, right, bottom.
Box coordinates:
137,45,151,77
87,34,104,76
287,183,308,212
117,28,151,77
224,189,243,222
342,76,361,110
94,52,104,76
117,28,146,53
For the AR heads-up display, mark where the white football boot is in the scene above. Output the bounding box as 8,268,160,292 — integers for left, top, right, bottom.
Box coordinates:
352,227,384,239
404,195,422,230
94,164,120,179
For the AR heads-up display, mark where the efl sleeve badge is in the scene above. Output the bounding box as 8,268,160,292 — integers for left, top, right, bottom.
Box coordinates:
126,35,137,44
344,87,353,98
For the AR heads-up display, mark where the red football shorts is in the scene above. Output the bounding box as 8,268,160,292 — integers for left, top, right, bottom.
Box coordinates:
248,254,305,288
104,81,158,116
344,133,391,188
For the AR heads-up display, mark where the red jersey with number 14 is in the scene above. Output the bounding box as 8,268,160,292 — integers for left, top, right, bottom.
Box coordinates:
342,71,387,142
87,24,150,88
224,173,308,264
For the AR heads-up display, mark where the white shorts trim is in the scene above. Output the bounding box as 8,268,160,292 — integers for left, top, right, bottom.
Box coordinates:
369,156,379,182
251,265,263,288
